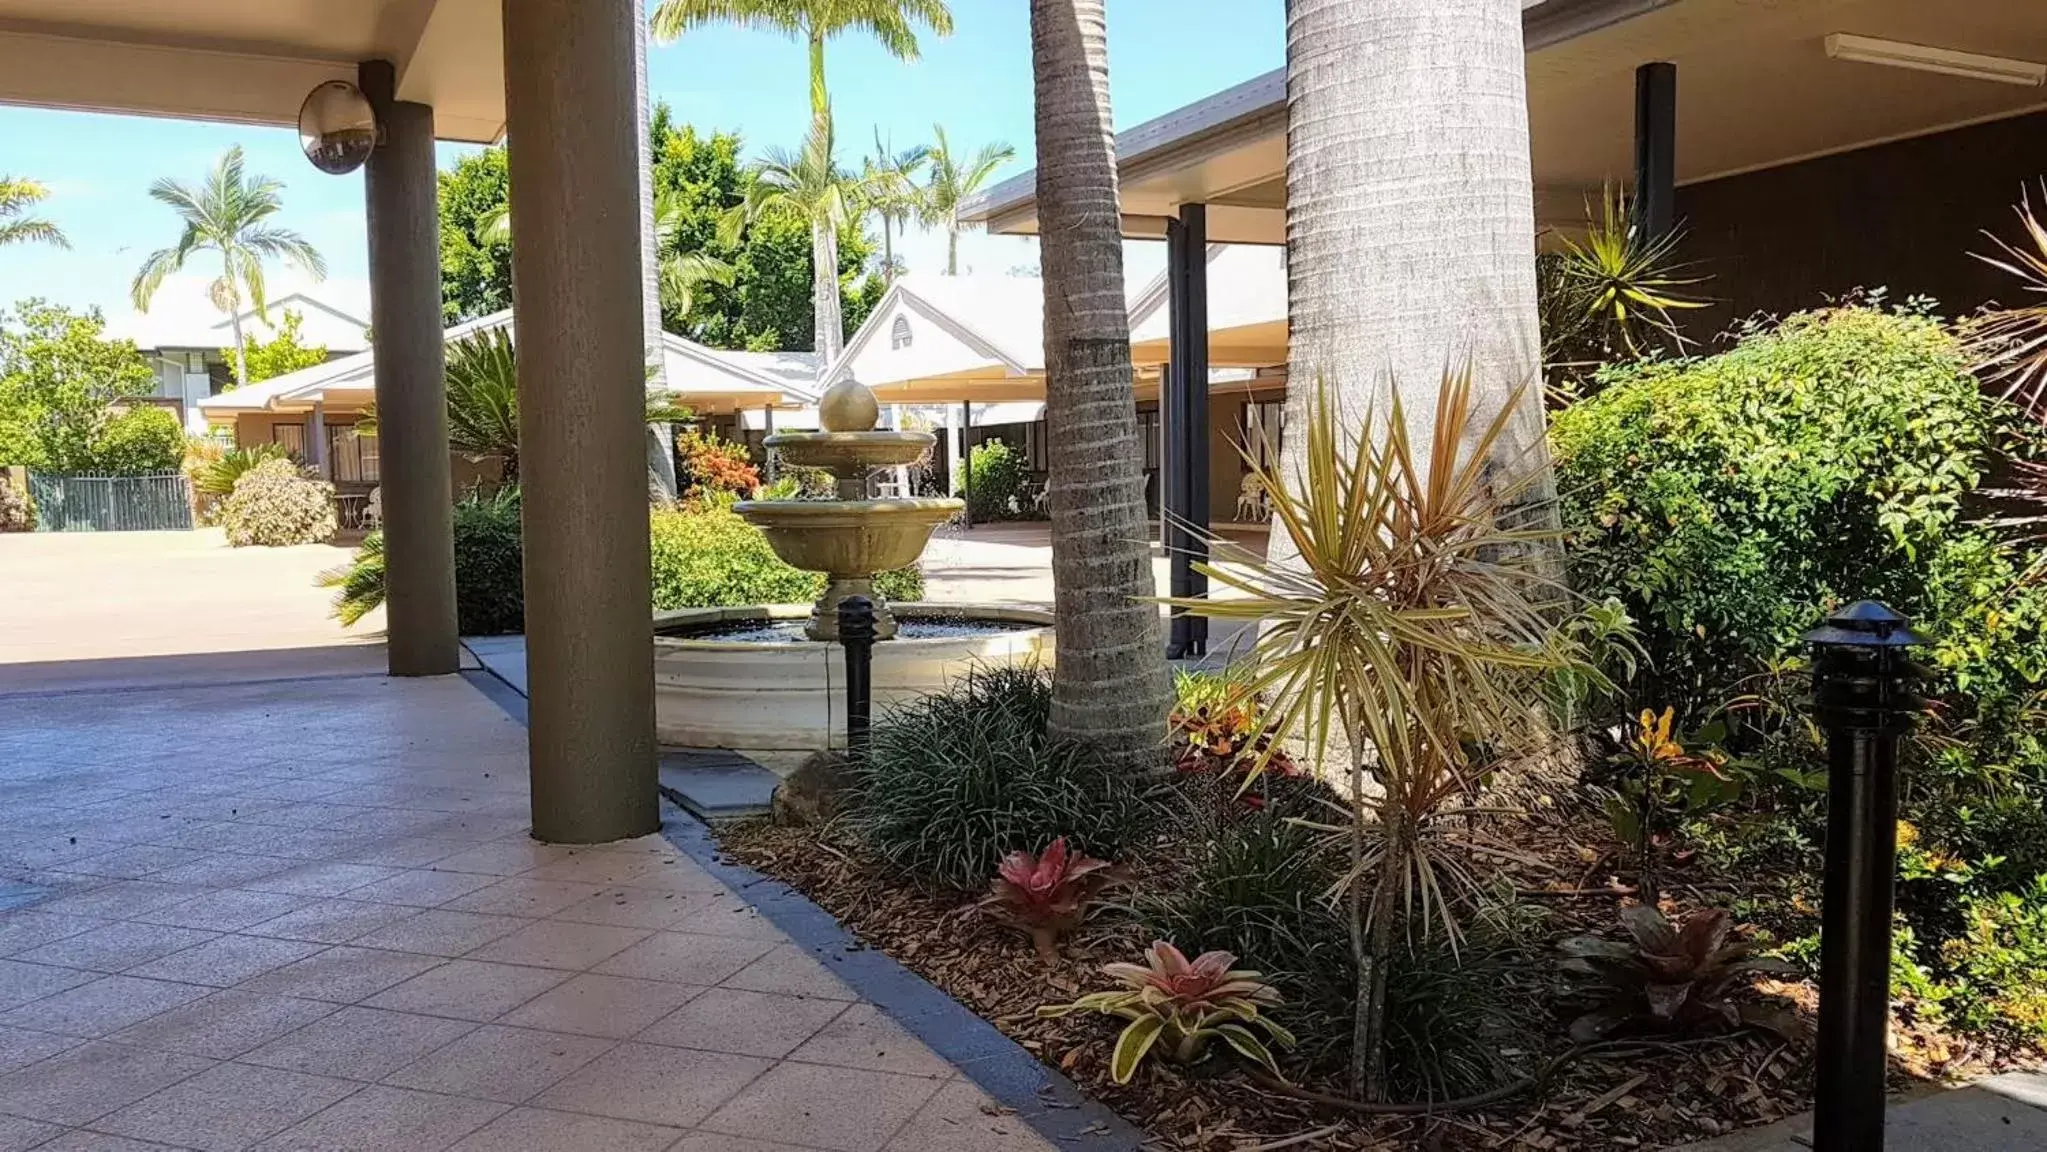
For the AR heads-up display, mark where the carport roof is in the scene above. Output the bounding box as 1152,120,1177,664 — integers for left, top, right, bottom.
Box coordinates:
0,0,508,141
966,0,2047,241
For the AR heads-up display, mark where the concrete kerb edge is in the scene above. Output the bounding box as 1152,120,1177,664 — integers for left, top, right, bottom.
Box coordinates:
456,649,1145,1152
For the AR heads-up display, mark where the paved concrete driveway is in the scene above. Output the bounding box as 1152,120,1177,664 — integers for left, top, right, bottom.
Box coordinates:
0,530,383,693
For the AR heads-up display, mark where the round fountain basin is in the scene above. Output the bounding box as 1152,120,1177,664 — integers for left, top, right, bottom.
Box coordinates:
652,602,1054,761
733,498,962,574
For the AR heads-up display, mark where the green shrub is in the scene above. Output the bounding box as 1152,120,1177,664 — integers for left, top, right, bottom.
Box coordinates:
1552,305,2005,714
220,458,334,547
0,479,32,532
844,665,1152,891
648,506,922,609
1938,876,2047,1038
89,407,184,475
954,439,1038,521
194,443,294,500
321,489,525,635
452,488,524,635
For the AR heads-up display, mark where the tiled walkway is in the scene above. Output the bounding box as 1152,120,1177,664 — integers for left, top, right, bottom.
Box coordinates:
0,672,1056,1152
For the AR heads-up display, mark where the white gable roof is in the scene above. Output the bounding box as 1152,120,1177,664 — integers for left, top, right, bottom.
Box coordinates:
198,309,822,416
104,274,371,354
829,273,1059,389
1127,244,1286,345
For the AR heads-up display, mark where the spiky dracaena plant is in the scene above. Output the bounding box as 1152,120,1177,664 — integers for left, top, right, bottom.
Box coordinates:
1967,184,2047,417
1539,185,1707,399
1167,370,1603,1100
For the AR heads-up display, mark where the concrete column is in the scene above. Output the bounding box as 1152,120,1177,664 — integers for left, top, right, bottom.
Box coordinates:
360,60,458,677
503,0,658,844
307,402,329,480
1164,205,1210,658
1634,62,1677,242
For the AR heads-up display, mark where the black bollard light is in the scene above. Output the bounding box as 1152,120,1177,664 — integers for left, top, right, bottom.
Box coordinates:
1805,600,1924,1152
839,595,877,760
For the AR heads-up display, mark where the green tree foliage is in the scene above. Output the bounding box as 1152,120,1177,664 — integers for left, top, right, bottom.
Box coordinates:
221,309,329,387
437,107,880,352
437,147,514,324
0,300,155,471
90,407,185,476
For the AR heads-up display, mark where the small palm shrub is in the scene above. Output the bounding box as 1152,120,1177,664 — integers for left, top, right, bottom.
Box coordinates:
89,407,184,475
220,458,334,547
194,442,294,500
320,488,524,635
323,531,385,625
844,666,1152,891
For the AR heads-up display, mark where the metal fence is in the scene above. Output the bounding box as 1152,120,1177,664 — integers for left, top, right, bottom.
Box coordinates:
27,472,195,533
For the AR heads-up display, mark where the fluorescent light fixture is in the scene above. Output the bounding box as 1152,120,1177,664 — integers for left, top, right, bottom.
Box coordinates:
1825,33,2046,87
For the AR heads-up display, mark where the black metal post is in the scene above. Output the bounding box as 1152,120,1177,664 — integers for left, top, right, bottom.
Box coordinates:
1633,62,1677,242
839,595,877,759
1806,600,1923,1152
1180,203,1210,657
959,401,973,531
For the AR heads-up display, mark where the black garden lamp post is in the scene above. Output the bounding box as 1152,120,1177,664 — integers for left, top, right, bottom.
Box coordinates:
1805,600,1925,1152
838,595,877,760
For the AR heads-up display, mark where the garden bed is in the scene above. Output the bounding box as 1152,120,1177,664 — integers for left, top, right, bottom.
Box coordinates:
717,807,1868,1151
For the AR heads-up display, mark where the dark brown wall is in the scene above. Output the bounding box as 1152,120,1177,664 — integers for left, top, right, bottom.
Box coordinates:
1674,110,2047,339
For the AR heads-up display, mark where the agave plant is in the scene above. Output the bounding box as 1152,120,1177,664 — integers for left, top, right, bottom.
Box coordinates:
1540,185,1707,398
1039,941,1294,1084
1966,184,2047,416
980,837,1117,960
1559,905,1799,1041
1168,371,1606,1099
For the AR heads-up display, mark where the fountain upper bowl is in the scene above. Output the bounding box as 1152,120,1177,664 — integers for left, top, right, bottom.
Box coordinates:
765,430,933,473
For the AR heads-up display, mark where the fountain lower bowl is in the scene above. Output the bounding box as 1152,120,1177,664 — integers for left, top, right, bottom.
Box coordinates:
652,602,1055,764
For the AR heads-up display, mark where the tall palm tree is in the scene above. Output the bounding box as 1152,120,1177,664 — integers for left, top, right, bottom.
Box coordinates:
649,0,954,138
863,130,928,283
724,115,864,362
131,147,326,390
920,124,1014,275
0,177,66,251
1281,0,1551,511
1029,0,1172,767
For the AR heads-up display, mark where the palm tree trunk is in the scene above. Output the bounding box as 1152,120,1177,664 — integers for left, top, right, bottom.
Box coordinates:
882,216,896,284
223,260,249,390
812,216,844,364
1028,0,1172,769
807,30,830,134
635,17,677,500
1280,0,1551,508
946,225,958,276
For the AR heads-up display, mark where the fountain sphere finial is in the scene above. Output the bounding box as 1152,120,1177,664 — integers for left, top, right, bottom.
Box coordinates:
819,378,881,433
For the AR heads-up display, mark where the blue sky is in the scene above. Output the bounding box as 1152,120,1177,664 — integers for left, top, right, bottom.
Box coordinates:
0,1,1282,330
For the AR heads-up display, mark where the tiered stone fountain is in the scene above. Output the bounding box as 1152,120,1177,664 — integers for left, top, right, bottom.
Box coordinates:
650,379,1055,766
